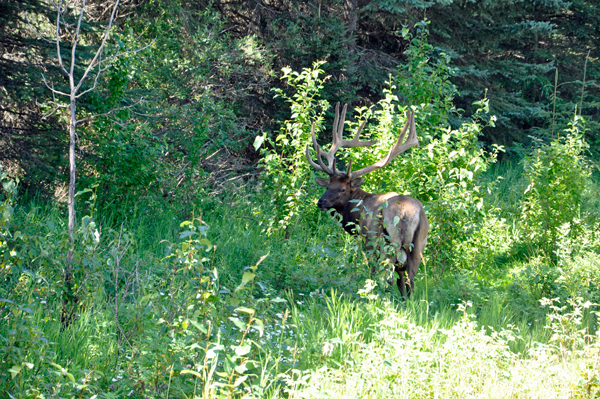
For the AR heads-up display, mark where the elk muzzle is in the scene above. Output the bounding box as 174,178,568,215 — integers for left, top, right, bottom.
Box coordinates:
317,197,327,209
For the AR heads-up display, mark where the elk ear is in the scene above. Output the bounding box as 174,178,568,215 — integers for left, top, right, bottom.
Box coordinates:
315,177,330,187
351,177,365,188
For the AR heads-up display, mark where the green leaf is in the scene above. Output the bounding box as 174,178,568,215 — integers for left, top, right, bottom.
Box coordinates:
233,374,249,387
8,365,21,379
179,230,196,239
234,364,248,374
235,344,251,356
235,306,256,315
206,344,224,359
240,271,255,286
253,319,264,336
229,317,247,331
181,370,203,378
253,134,265,151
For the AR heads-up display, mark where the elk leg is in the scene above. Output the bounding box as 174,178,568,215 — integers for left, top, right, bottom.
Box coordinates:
393,249,409,298
406,236,426,298
396,269,407,298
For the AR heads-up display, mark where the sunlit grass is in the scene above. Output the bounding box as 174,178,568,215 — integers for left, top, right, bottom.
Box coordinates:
3,164,600,397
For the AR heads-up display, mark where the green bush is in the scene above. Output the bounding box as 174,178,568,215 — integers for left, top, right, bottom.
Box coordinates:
262,24,503,275
520,113,592,258
258,61,330,235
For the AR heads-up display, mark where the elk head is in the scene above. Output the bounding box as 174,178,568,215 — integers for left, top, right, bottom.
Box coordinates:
306,103,418,207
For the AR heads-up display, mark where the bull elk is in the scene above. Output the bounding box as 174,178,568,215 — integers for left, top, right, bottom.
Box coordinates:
306,103,428,297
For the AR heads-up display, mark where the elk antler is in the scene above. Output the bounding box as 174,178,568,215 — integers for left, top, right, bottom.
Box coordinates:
348,110,418,179
305,103,377,176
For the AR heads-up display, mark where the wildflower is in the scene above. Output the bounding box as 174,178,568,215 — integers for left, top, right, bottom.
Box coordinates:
322,342,334,356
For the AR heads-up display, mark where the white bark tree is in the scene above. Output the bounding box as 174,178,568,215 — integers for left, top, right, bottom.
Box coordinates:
42,0,149,324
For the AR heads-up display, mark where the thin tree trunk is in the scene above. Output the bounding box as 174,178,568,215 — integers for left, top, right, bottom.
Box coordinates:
62,95,77,326
45,0,135,327
68,98,76,241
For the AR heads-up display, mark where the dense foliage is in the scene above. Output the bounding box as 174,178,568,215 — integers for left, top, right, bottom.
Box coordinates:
1,0,600,397
2,0,599,192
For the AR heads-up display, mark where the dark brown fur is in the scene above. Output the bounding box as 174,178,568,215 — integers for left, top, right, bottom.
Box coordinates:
316,175,428,297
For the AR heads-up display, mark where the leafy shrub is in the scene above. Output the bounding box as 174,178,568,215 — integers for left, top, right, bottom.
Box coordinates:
341,93,501,276
512,250,600,307
262,24,503,276
1,165,20,279
76,5,273,209
556,252,600,303
520,114,592,258
395,20,457,129
258,61,330,235
118,217,294,398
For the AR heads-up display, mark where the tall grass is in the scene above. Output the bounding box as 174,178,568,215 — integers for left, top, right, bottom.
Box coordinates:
2,163,600,397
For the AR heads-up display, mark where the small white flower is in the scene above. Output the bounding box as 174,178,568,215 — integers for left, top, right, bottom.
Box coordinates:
322,342,334,356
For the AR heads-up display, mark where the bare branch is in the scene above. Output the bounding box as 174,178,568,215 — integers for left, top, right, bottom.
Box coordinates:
69,0,88,84
76,97,144,124
75,36,153,100
96,38,156,70
75,0,121,93
75,53,103,99
40,103,69,120
25,12,53,44
41,73,70,97
54,0,69,75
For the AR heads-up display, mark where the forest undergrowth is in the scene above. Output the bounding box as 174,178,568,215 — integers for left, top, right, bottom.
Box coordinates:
2,156,600,398
2,16,600,398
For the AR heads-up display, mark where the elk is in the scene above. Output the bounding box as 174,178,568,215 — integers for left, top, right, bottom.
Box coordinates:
306,103,428,297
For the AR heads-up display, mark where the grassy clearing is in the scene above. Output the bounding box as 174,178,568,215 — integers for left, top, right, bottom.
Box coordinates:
292,300,600,399
2,162,600,398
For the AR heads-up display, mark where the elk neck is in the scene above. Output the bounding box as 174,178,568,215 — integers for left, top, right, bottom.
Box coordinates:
339,187,372,235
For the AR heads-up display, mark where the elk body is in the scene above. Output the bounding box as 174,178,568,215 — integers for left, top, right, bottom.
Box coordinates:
306,104,428,297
